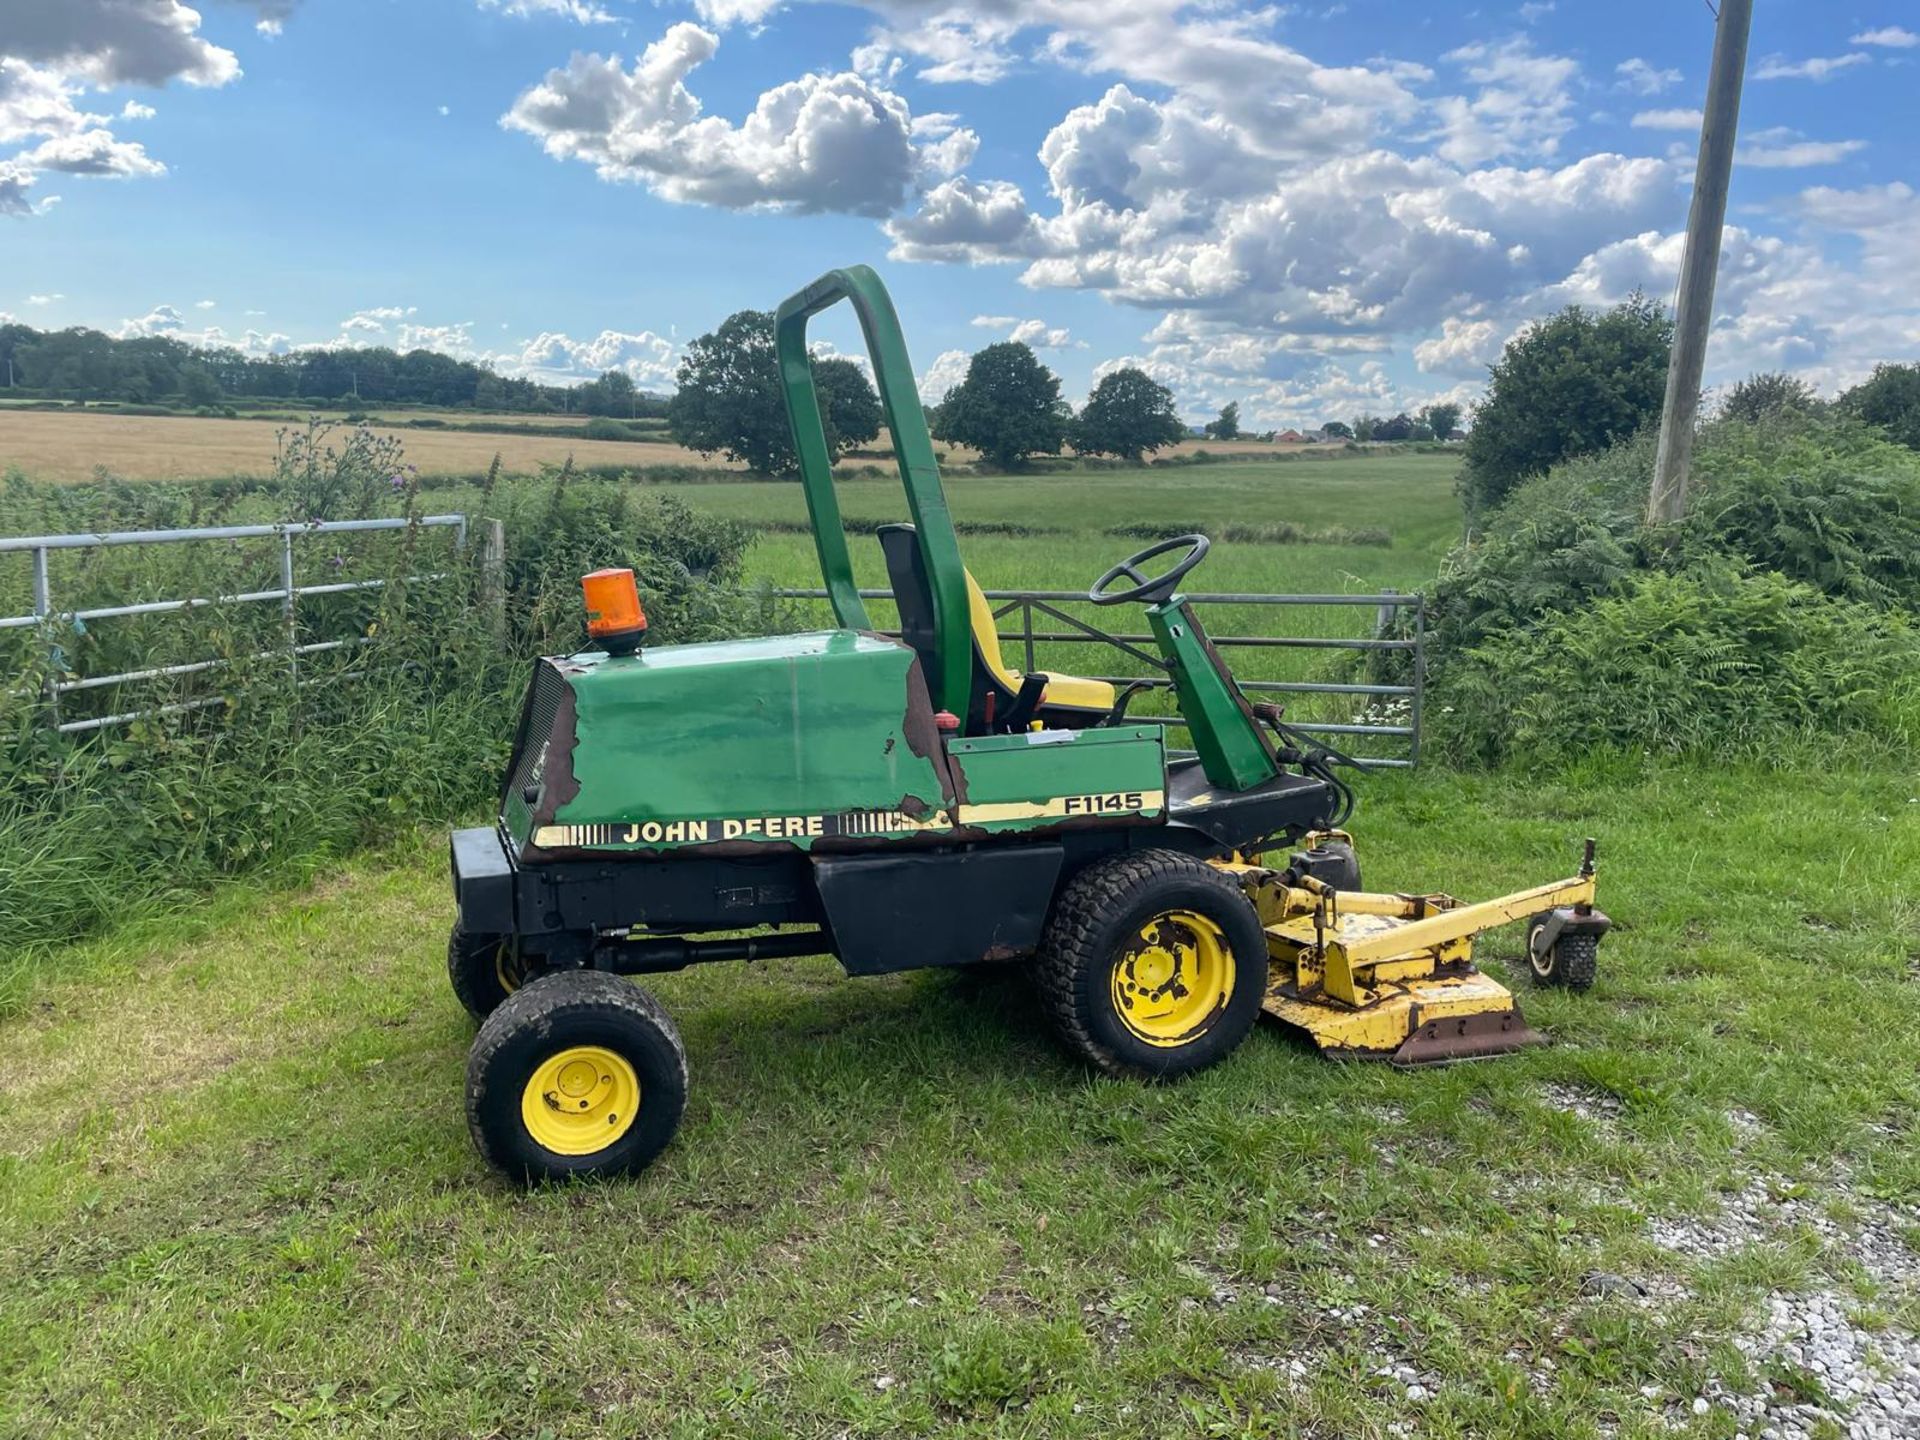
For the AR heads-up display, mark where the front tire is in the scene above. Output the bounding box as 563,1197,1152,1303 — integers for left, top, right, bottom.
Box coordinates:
465,971,688,1185
1035,849,1268,1079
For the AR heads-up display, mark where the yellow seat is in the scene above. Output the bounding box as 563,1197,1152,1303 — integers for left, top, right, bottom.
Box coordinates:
964,569,1115,716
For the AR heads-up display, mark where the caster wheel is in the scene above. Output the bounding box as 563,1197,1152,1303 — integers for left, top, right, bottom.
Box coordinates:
1527,915,1599,993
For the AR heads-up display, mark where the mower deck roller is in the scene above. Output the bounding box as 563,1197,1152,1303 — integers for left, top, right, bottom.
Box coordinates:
445,264,1611,1185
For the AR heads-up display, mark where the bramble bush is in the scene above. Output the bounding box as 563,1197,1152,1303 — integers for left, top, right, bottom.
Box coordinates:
1423,411,1920,764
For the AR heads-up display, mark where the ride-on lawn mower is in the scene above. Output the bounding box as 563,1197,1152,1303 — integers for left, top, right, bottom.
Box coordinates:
449,267,1609,1184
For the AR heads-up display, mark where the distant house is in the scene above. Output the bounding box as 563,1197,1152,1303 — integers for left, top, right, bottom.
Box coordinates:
1276,429,1306,443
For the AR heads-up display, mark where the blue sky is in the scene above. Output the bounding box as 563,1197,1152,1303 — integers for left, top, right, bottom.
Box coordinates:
2,1,1914,425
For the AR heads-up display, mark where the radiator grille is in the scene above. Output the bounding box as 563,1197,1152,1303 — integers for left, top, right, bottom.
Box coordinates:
505,659,569,812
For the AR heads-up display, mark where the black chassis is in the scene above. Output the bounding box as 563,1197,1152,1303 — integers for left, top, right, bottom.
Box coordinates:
451,762,1334,979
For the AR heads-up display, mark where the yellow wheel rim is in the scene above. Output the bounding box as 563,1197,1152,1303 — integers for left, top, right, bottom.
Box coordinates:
1110,909,1235,1047
520,1045,641,1155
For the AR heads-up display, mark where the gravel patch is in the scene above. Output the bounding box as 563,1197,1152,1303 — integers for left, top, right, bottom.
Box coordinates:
1542,1081,1624,1124
1699,1290,1920,1439
1647,1169,1920,1438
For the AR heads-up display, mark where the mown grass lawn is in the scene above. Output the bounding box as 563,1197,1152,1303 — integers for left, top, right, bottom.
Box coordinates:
2,757,1916,1439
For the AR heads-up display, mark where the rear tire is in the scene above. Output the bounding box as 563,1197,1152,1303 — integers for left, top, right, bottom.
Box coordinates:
1034,849,1268,1079
447,924,524,1022
465,971,688,1185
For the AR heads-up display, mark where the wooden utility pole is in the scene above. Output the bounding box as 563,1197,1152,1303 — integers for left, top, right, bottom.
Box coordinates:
1647,0,1753,525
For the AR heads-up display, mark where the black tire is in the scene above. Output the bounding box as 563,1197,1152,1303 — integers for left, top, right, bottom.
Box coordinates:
465,970,687,1185
1034,849,1268,1079
1556,934,1599,993
447,924,522,1022
1525,916,1599,993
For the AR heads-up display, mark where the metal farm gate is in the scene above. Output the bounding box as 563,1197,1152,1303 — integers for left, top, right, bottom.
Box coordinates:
773,585,1426,767
0,515,471,734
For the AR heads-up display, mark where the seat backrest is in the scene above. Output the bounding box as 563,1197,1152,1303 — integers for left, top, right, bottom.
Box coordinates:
877,524,941,688
878,524,1017,729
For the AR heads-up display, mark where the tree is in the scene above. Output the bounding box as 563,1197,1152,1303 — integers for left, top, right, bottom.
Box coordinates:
1419,401,1462,440
1071,366,1185,462
1203,401,1241,441
179,363,222,407
932,342,1069,469
1720,371,1819,424
668,310,881,475
1319,419,1353,439
1351,414,1380,442
1460,293,1673,518
1374,412,1415,442
812,357,882,457
1839,362,1920,450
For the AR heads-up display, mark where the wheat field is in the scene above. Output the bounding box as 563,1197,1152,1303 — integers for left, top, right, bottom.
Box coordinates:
0,408,1316,484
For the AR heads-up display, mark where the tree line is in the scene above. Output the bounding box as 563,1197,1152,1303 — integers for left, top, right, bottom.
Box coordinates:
0,322,666,417
665,310,1473,476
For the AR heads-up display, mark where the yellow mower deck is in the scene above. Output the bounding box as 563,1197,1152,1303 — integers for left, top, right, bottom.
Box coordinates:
1221,838,1602,1064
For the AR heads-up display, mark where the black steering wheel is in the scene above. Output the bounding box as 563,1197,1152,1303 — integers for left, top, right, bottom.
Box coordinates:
1089,533,1211,606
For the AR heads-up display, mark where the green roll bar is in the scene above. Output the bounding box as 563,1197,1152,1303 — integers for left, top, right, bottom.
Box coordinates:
774,266,972,723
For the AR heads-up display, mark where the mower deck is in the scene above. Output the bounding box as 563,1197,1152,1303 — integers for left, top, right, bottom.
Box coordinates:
1225,847,1605,1065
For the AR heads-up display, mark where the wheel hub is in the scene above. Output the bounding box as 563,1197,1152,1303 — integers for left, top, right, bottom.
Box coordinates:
520,1045,641,1155
1111,910,1234,1047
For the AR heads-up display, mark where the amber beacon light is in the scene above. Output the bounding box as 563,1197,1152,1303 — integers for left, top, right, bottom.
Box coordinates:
582,568,648,655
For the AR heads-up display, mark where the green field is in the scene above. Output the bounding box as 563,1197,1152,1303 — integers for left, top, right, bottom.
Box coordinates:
4,452,1918,1438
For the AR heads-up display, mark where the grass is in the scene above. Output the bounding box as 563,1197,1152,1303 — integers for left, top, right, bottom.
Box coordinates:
3,449,1916,1436
1,760,1915,1438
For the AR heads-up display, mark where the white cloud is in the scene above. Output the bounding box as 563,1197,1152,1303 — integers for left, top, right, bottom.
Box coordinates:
1615,57,1681,95
25,292,63,305
692,0,786,24
917,347,970,403
1413,316,1501,376
1753,53,1871,82
1736,136,1866,170
849,0,1423,164
884,175,1039,261
1632,107,1701,131
396,321,482,357
0,3,242,219
20,129,165,177
1518,2,1555,22
195,298,216,309
116,303,188,337
3,0,240,88
512,329,677,386
503,23,958,217
967,314,1079,348
479,0,616,23
1432,39,1580,166
1850,27,1917,49
239,328,291,355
